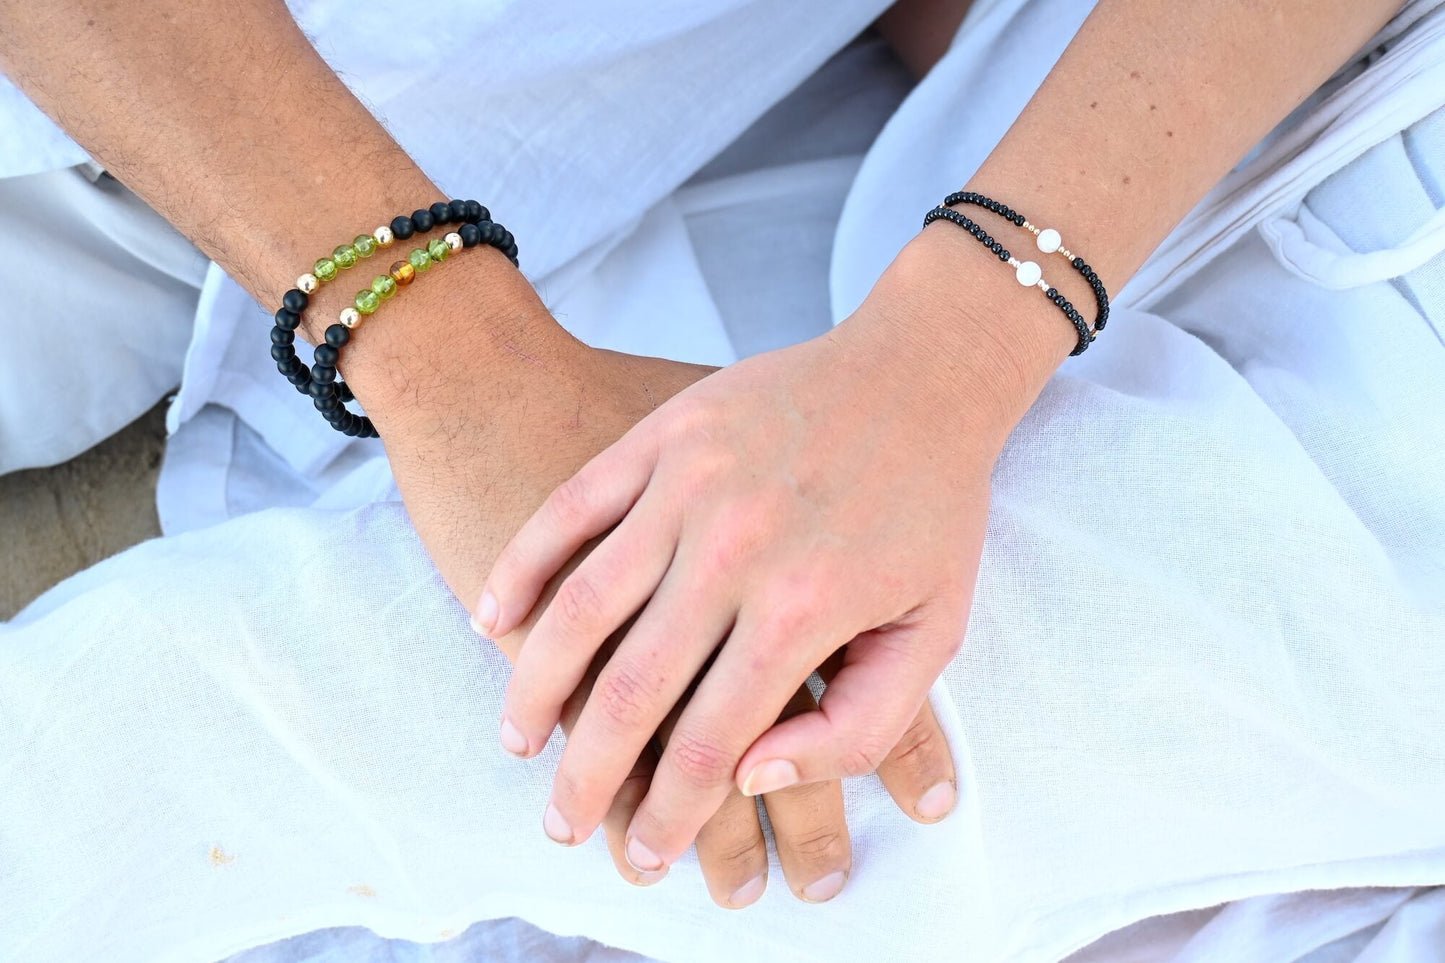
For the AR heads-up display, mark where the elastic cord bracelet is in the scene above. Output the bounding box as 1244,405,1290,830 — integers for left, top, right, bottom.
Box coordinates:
924,192,1110,356
270,199,518,438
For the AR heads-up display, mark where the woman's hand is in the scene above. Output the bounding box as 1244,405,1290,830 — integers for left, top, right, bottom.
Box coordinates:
478,232,1045,873
367,267,959,904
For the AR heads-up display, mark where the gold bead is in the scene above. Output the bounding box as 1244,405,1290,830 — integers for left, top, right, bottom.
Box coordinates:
339,307,361,329
390,260,415,286
373,225,395,247
296,273,318,294
444,231,463,252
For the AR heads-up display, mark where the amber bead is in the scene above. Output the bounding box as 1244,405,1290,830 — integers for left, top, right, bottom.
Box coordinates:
390,260,416,285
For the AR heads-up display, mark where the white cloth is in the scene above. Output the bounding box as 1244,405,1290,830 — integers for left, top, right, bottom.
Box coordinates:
2,2,1445,963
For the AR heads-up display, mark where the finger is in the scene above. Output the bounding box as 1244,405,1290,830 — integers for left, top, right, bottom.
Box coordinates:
543,574,735,848
599,748,669,887
479,430,657,637
756,683,851,904
624,602,829,871
501,494,678,757
816,659,958,824
693,791,769,909
737,620,958,790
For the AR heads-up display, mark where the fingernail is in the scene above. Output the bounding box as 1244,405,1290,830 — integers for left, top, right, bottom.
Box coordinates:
739,759,799,796
915,780,957,821
625,836,665,872
499,717,529,756
634,867,668,887
800,870,848,903
727,874,766,909
543,803,573,845
474,591,499,634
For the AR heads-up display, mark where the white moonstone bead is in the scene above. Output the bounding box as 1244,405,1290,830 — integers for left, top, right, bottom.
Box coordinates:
339,307,361,329
296,273,318,294
373,225,395,247
1037,228,1062,254
444,231,463,252
1015,260,1043,287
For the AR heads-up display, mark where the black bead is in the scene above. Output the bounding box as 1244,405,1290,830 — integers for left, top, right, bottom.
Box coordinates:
391,215,416,240
283,288,308,313
274,308,300,331
447,199,468,223
270,343,296,362
997,249,1010,261
458,222,482,247
277,355,302,375
314,395,339,411
336,382,354,402
1073,257,1085,269
503,244,519,261
1015,214,1026,226
462,199,483,223
270,326,294,345
307,378,335,397
342,418,361,437
411,209,435,233
294,377,312,392
314,344,339,366
1046,288,1058,299
324,324,350,348
429,201,451,224
311,364,336,384
323,406,346,423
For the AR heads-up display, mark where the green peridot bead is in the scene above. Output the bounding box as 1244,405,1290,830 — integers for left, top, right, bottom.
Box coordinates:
314,257,338,282
371,274,397,299
354,289,380,315
427,238,449,263
408,248,431,272
333,245,358,269
353,234,378,258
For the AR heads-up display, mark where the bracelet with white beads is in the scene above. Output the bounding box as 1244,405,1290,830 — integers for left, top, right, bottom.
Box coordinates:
923,204,1095,356
941,191,1111,343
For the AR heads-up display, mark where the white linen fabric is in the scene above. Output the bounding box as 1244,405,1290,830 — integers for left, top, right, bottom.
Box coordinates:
2,2,1444,963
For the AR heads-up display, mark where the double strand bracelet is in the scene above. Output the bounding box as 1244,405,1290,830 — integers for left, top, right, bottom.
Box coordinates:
924,191,1110,356
270,199,518,438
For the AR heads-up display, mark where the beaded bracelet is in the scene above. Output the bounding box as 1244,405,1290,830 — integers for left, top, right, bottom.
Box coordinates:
270,199,518,438
923,193,1109,356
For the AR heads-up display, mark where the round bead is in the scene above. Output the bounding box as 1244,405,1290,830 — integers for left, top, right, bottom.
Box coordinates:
462,199,484,223
270,343,296,362
390,260,416,285
1037,229,1062,254
411,209,435,233
447,199,468,222
314,344,340,367
353,235,378,258
283,288,308,313
324,324,350,348
373,225,395,247
429,201,451,224
444,232,463,252
354,289,380,315
332,245,358,269
297,273,318,294
1015,260,1043,287
427,238,449,262
274,308,300,331
270,326,295,345
311,366,337,385
408,248,431,272
371,274,397,299
458,222,482,248
314,257,339,282
339,306,361,329
390,215,415,241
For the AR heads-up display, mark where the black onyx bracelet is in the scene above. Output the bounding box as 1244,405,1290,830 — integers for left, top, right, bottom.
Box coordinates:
925,192,1110,356
269,199,518,438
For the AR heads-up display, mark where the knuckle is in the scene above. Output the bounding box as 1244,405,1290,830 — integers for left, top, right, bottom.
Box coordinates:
548,475,594,531
840,736,891,778
667,727,738,788
592,660,660,733
788,827,846,863
887,712,944,770
554,573,605,635
708,833,766,871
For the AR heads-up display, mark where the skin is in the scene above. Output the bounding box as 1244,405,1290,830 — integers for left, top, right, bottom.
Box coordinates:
0,0,960,908
481,0,1405,875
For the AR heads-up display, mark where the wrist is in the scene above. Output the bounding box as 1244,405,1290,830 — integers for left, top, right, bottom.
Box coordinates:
847,224,1074,448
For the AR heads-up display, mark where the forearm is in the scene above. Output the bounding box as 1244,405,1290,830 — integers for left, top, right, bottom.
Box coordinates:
890,0,1403,438
0,0,564,416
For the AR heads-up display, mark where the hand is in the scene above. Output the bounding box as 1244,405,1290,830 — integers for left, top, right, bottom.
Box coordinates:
479,234,1043,873
361,266,959,905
